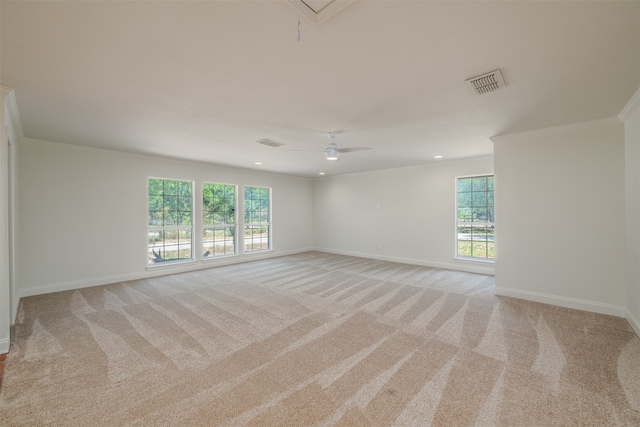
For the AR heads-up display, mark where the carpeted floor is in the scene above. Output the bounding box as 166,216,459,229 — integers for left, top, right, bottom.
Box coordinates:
1,252,639,426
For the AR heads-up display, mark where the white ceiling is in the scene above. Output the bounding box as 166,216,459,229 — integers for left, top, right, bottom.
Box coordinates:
1,1,639,178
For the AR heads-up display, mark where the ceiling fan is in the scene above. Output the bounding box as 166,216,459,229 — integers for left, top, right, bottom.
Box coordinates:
290,132,372,161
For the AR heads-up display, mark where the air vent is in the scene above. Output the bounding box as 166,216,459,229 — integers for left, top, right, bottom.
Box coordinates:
465,69,506,95
256,139,285,148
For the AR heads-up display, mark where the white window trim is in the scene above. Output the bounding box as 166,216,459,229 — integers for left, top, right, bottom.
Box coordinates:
454,174,495,263
146,259,198,271
243,185,272,254
202,182,239,260
147,177,195,268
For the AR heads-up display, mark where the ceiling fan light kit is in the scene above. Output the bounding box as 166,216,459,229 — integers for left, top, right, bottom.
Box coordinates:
325,142,339,160
287,131,370,161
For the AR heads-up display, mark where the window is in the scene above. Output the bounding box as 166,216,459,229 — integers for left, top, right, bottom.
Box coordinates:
244,186,271,252
148,178,193,265
202,183,236,258
456,175,494,260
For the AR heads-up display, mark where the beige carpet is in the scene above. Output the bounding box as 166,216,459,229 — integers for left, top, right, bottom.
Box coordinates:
1,252,639,426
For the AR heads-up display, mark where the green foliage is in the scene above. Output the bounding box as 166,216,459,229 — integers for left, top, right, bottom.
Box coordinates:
458,191,471,208
471,177,487,191
244,186,270,225
203,183,235,225
456,177,495,260
202,184,237,257
457,175,494,223
148,178,193,227
457,178,471,192
149,181,272,261
148,178,194,264
456,223,495,260
457,240,495,259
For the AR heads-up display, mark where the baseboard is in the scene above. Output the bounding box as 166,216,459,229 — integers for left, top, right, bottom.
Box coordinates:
494,286,626,318
19,247,313,300
626,310,640,338
0,337,9,354
313,247,495,275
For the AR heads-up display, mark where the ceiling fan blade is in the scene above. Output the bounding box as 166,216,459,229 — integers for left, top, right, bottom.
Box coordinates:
337,147,372,153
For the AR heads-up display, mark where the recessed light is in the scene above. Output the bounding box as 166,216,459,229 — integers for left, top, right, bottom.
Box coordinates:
319,172,325,175
434,155,443,159
254,162,263,165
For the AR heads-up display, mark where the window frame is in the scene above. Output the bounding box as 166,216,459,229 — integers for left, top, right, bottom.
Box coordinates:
243,185,272,253
455,174,495,263
202,182,238,260
147,177,195,267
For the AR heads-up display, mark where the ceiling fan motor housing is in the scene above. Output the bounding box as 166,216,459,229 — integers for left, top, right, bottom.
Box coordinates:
325,142,339,160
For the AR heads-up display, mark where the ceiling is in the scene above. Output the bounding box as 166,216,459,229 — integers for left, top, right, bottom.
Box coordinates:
1,1,639,178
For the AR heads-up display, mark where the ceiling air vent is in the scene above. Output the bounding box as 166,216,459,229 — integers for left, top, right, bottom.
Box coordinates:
465,69,506,95
256,139,285,148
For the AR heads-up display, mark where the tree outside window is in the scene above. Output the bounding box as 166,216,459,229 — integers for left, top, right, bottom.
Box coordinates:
456,175,494,260
148,178,193,264
203,183,236,258
244,186,271,252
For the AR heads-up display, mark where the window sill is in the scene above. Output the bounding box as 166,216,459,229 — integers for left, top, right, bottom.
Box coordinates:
202,253,239,262
244,249,273,255
454,256,495,265
146,259,198,271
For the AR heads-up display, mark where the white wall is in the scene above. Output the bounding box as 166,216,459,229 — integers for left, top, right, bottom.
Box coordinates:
13,109,638,327
623,88,640,335
312,157,495,275
492,118,627,316
17,139,313,296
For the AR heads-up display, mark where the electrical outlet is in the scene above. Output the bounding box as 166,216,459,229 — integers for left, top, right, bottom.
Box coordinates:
375,243,382,250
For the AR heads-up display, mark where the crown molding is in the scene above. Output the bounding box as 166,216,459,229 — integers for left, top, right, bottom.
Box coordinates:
1,85,25,143
619,87,640,122
490,116,622,143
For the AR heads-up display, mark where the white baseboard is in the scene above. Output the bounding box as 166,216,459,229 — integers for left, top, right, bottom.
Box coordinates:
313,247,495,276
494,286,626,318
18,248,313,300
0,337,9,354
626,310,640,338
